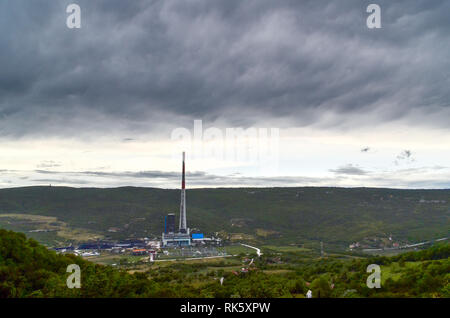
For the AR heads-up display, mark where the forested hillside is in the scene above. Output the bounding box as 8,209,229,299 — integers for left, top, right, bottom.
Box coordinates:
0,186,448,246
0,229,448,298
0,229,203,297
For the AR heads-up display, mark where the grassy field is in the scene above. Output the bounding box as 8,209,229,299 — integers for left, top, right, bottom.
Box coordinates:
218,244,258,255
87,247,243,268
262,245,311,253
0,213,102,246
84,248,251,276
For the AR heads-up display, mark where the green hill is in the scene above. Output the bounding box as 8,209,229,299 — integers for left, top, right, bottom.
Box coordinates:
0,229,448,298
0,186,448,247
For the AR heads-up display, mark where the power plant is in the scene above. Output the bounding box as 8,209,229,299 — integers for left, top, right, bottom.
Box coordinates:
55,151,221,260
162,152,191,246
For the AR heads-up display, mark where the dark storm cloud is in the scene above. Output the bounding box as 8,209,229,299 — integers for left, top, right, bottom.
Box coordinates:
330,164,369,176
34,169,207,179
3,165,449,188
31,168,337,187
0,0,449,138
36,160,62,168
33,178,91,185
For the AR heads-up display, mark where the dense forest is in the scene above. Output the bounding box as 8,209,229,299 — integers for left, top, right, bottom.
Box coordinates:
0,229,448,298
0,186,448,247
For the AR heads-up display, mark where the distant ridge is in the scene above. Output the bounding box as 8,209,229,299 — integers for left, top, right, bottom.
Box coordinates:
0,186,448,248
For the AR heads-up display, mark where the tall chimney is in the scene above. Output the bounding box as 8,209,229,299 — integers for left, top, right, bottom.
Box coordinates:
179,152,187,233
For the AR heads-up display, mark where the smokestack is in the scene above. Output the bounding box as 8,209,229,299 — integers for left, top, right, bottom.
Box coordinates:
179,152,187,233
182,151,185,190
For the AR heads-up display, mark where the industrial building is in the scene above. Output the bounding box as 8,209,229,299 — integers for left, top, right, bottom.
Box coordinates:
164,213,176,234
191,233,222,246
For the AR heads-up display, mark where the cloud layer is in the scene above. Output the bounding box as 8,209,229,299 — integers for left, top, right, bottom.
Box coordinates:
0,0,449,138
0,164,449,189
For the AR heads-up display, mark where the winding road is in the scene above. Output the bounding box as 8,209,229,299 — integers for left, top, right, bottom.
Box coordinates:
241,243,262,257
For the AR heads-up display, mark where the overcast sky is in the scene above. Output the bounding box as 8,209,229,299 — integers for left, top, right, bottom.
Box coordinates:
0,0,449,189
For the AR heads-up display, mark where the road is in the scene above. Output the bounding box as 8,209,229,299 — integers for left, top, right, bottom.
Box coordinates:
363,237,448,252
240,243,262,257
154,255,235,262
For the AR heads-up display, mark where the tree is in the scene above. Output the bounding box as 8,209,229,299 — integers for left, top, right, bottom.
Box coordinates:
310,276,332,298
